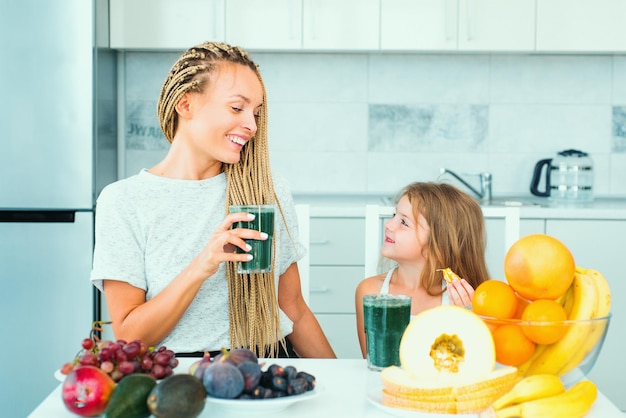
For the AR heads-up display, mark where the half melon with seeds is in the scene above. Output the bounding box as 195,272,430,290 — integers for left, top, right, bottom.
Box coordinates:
399,305,496,385
381,305,520,414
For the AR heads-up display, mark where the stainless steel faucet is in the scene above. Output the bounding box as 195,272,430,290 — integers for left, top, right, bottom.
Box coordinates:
439,168,493,202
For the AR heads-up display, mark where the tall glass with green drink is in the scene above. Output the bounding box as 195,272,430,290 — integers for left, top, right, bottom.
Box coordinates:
363,294,412,371
229,204,275,274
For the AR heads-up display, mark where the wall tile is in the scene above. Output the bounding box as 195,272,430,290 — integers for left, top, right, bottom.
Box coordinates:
612,106,626,152
124,52,179,100
609,153,626,195
368,104,488,152
252,53,368,103
486,153,540,196
268,102,368,152
368,54,490,104
591,153,611,196
489,104,611,153
119,51,625,198
366,152,489,196
270,151,368,194
125,100,168,150
613,56,626,103
490,55,613,104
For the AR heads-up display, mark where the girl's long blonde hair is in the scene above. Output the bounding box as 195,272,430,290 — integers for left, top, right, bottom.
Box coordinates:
399,182,491,294
157,41,286,356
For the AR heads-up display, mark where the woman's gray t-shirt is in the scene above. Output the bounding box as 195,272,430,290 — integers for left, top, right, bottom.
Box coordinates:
90,169,305,352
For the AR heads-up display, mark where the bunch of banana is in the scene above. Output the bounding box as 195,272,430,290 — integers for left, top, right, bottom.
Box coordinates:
516,266,611,377
481,376,597,418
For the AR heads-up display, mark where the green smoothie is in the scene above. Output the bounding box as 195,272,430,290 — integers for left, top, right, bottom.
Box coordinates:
363,294,411,370
230,205,275,274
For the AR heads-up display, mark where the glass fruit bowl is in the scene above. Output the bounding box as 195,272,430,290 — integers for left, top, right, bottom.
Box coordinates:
478,313,611,387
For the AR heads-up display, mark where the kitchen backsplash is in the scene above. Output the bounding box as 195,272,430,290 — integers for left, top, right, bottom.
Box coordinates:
121,52,626,197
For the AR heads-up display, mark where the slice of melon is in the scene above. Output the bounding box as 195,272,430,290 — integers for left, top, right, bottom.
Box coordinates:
399,305,496,385
381,365,520,414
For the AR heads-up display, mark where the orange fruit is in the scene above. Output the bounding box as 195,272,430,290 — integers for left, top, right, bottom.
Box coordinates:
521,299,568,344
491,324,536,366
472,280,518,319
504,234,575,300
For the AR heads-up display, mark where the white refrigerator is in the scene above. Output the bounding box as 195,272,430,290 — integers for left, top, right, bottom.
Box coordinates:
0,1,116,416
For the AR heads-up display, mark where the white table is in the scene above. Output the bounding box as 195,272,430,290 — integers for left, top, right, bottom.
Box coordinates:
28,358,624,417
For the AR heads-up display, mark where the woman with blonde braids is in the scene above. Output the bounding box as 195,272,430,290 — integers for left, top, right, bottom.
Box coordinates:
91,41,336,358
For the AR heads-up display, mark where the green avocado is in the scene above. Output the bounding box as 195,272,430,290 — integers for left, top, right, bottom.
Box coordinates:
147,374,206,418
104,374,157,418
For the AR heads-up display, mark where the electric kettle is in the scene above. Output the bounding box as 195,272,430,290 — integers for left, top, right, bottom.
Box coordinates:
530,149,594,202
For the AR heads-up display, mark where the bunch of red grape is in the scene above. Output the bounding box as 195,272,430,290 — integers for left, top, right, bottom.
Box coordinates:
61,337,179,382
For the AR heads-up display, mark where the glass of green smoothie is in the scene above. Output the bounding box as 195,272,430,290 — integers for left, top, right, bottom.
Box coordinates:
363,294,412,371
229,204,275,274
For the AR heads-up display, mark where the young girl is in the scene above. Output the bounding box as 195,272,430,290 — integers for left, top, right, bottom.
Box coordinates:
355,182,490,357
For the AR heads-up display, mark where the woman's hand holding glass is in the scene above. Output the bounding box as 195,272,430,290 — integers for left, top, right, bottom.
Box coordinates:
193,212,268,279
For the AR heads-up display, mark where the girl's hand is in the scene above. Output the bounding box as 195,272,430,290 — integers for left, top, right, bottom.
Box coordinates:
447,278,475,308
194,212,268,279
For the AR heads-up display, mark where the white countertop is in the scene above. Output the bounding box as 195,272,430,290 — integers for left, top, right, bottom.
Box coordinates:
293,194,626,219
29,358,624,417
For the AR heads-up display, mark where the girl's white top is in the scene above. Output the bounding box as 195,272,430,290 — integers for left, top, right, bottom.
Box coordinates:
379,267,450,310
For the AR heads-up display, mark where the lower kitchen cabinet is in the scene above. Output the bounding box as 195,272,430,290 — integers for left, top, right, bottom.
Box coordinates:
309,265,364,358
545,219,626,411
315,314,363,359
309,217,365,358
309,266,364,314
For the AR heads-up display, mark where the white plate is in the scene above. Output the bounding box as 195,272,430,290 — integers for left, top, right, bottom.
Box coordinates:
206,385,322,414
367,389,479,418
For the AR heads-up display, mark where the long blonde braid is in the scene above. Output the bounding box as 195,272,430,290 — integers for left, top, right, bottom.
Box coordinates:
157,41,287,357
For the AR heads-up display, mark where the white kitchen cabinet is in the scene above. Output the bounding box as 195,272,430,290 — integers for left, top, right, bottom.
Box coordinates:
458,0,535,51
381,0,535,52
545,219,626,411
302,0,379,50
309,217,365,358
380,0,458,50
314,314,363,359
226,0,378,51
536,0,626,52
110,0,225,50
225,0,302,50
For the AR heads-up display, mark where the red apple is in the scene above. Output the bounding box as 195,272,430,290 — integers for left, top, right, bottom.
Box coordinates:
62,365,116,416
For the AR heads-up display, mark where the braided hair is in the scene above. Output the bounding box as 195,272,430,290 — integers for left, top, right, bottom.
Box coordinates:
157,41,287,357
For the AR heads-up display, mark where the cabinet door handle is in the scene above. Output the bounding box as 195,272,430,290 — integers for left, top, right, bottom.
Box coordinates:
310,286,329,293
310,240,329,245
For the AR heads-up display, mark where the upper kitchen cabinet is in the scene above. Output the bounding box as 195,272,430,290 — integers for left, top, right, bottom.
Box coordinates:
536,0,626,52
302,0,379,50
458,0,535,51
381,0,535,52
380,0,458,50
109,0,225,50
225,0,302,50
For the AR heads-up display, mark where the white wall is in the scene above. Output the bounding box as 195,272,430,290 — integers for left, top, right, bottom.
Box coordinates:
120,52,626,197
